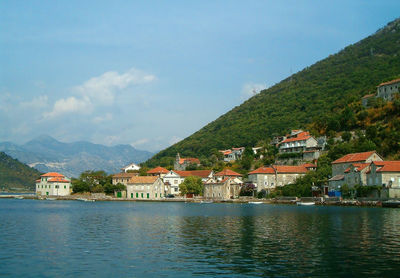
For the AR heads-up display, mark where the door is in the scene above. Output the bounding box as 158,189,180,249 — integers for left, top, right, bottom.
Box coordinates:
117,191,122,198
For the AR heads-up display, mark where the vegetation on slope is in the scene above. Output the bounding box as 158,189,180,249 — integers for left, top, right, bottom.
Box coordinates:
145,18,400,167
0,152,41,191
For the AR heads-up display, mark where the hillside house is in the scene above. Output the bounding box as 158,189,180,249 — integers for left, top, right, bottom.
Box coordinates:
278,130,318,154
147,166,169,178
328,151,383,189
126,176,165,200
174,153,201,170
163,170,214,195
121,163,140,172
248,165,309,193
203,178,242,200
219,147,245,162
36,172,71,196
377,78,400,101
112,172,139,186
362,94,375,107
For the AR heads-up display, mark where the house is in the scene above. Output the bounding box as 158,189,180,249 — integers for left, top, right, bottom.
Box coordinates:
377,78,400,101
147,166,169,178
112,172,139,186
362,94,375,107
121,163,141,172
163,170,214,195
343,163,370,188
248,165,309,192
214,169,243,182
174,153,201,170
328,151,383,189
367,161,400,187
219,147,245,162
126,176,165,200
278,130,318,154
203,178,242,200
36,172,71,196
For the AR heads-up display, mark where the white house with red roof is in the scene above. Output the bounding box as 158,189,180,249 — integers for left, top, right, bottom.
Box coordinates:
214,169,243,182
147,166,169,178
377,78,400,101
367,161,400,188
121,162,141,172
36,172,71,196
163,169,214,195
248,165,309,192
219,147,245,162
278,130,318,154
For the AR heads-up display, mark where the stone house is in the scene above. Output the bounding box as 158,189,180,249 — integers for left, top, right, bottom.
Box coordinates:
36,172,71,196
248,165,309,192
121,163,141,172
112,172,139,186
147,166,169,178
329,151,383,190
343,163,370,188
367,161,400,187
219,147,245,162
203,178,242,200
174,153,201,170
163,170,214,195
377,78,400,101
214,169,242,182
126,176,165,200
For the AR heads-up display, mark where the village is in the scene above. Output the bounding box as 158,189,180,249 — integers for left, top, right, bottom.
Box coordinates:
33,78,400,205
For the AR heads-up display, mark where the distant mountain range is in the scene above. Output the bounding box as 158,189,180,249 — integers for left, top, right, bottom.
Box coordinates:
0,135,153,177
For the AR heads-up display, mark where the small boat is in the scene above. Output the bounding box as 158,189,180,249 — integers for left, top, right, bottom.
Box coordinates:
382,200,400,208
45,197,57,201
77,198,95,202
248,201,263,204
297,202,315,206
14,196,24,200
200,200,213,204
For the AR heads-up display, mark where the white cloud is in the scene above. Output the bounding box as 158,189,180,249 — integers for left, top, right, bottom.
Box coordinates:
45,67,156,118
20,95,48,110
241,82,267,100
131,138,149,147
92,113,113,124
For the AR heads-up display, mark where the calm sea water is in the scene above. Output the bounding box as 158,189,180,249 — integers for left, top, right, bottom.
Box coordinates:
0,199,399,277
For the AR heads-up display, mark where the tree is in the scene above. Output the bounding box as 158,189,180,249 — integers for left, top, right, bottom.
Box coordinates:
179,176,203,195
72,179,90,193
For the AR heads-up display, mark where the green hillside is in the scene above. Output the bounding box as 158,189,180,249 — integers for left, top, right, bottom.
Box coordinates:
145,18,400,167
0,152,41,191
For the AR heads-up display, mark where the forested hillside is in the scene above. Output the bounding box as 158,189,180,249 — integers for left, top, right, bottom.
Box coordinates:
145,18,400,167
0,152,41,191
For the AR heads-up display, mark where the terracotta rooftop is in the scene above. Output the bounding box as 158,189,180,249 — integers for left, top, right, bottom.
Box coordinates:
329,175,344,181
332,151,378,164
112,172,139,178
375,161,400,172
128,176,158,184
378,78,400,87
215,169,242,177
362,94,375,99
303,163,317,168
41,172,64,177
280,131,311,144
175,170,213,178
147,166,169,174
48,177,70,183
344,163,370,173
274,165,308,173
179,157,200,165
248,167,275,175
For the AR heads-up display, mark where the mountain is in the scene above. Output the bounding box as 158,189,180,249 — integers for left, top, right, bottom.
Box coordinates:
0,152,41,191
0,135,153,177
145,18,400,167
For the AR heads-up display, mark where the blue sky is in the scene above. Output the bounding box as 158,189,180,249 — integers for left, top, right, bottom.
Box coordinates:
1,1,399,152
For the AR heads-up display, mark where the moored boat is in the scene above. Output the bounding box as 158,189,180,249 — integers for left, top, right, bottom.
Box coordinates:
248,201,263,204
297,202,315,206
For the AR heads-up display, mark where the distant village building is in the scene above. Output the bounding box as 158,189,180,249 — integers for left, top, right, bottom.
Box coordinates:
163,170,214,195
112,172,139,186
121,163,141,172
126,176,165,200
377,78,400,101
278,130,318,154
214,169,242,182
219,147,245,162
203,178,242,200
367,161,400,187
248,165,309,192
328,151,383,190
36,172,71,196
147,166,169,178
174,153,201,170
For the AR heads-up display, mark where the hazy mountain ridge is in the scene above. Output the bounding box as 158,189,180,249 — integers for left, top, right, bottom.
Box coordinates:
0,135,153,177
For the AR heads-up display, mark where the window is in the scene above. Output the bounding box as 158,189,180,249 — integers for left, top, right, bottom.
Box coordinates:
174,188,178,192
155,193,157,198
174,180,178,184
147,193,149,199
131,193,133,198
64,185,66,189
141,193,143,198
136,192,139,198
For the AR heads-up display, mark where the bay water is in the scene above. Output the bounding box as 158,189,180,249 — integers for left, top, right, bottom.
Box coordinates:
0,199,399,277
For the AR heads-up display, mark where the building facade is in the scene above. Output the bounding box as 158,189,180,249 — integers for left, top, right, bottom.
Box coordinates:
36,172,71,196
377,78,400,101
174,153,201,170
163,170,214,195
367,161,400,187
112,172,139,185
203,178,241,200
126,176,165,200
147,166,169,178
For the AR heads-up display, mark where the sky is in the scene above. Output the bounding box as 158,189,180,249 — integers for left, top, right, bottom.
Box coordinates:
1,1,399,152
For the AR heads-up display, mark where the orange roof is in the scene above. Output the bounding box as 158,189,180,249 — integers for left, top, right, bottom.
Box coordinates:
280,131,311,144
375,161,400,172
128,176,158,184
41,172,64,177
344,163,370,173
112,172,139,178
147,166,169,174
362,94,375,99
179,157,200,165
332,151,378,164
378,78,400,87
274,165,308,173
220,150,232,155
175,170,212,178
48,177,70,183
215,169,242,177
36,179,41,183
303,163,317,168
249,167,275,174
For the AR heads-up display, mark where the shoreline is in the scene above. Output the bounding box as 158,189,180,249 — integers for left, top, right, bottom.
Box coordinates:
1,194,398,208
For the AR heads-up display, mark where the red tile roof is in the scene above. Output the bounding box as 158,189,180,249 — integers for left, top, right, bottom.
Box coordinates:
129,176,159,184
179,157,200,165
362,94,375,99
48,177,70,183
274,165,308,173
112,172,139,178
175,170,212,178
378,78,400,87
147,166,169,174
303,163,317,168
36,179,41,183
249,167,275,174
280,131,311,144
220,150,232,155
375,161,400,172
215,169,242,177
344,163,370,173
41,172,64,177
332,151,378,164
